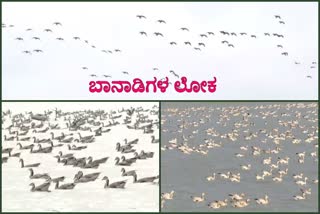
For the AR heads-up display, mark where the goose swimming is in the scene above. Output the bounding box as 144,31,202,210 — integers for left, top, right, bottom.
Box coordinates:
121,168,136,176
102,176,127,189
54,180,76,190
29,182,51,192
19,159,40,168
28,168,50,179
131,173,158,183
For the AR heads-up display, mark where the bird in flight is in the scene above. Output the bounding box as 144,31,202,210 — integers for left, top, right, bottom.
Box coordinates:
44,29,52,32
281,52,288,56
103,75,112,78
198,43,205,47
154,32,164,37
91,45,96,48
279,21,285,24
140,31,147,36
15,37,23,41
306,75,312,79
240,32,247,35
136,15,146,19
73,37,80,40
32,37,40,40
170,42,177,45
114,49,121,52
231,32,237,36
310,66,316,69
181,27,189,31
221,40,228,44
264,33,270,36
53,22,62,26
56,37,64,41
194,47,201,51
277,45,283,48
157,20,166,24
251,35,257,38
122,71,129,75
275,15,281,19
33,49,43,53
200,34,208,38
26,28,32,31
22,50,31,54
184,41,191,46
294,61,300,65
207,32,214,35
90,74,97,77
153,68,159,71
228,44,234,48
82,67,88,70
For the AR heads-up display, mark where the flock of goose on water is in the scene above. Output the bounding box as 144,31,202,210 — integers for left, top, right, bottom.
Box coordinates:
2,105,159,192
161,103,318,210
3,13,317,80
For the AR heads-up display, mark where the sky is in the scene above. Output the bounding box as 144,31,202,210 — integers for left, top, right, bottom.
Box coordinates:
2,2,318,100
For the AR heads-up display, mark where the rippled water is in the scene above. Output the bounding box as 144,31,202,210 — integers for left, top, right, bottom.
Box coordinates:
161,102,318,212
2,103,159,212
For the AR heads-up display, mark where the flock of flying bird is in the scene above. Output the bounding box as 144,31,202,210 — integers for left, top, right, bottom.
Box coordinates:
2,105,159,193
4,13,317,81
161,103,318,211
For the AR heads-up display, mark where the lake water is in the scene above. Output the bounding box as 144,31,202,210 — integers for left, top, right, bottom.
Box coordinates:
161,102,318,212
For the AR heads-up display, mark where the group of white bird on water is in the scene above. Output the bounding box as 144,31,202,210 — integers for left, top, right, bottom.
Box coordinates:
3,13,316,80
161,103,318,210
2,105,159,193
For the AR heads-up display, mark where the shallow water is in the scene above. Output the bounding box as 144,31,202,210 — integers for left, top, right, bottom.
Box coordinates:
2,103,159,212
161,102,318,212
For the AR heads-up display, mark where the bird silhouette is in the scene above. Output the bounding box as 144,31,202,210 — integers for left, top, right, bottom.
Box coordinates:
200,34,208,38
122,71,129,75
264,33,270,36
136,15,146,19
228,44,234,48
26,28,32,31
275,15,281,19
44,29,52,32
157,20,166,24
306,75,312,79
56,37,64,41
277,45,283,48
154,32,163,37
32,37,40,40
33,49,43,53
15,37,23,41
251,35,257,38
221,40,228,44
90,74,97,77
153,68,159,71
312,62,316,64
207,32,214,35
82,67,88,70
184,41,191,45
231,32,237,36
279,21,285,24
22,50,31,54
170,42,177,45
294,61,300,65
114,49,121,52
310,66,315,69
198,43,205,47
139,31,147,36
194,47,201,51
91,45,96,48
181,27,189,31
281,52,288,56
103,75,112,78
73,37,80,40
53,22,62,26
240,32,247,35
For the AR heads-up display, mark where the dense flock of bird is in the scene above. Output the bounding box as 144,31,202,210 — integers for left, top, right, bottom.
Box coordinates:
3,13,317,81
2,105,159,194
161,103,318,211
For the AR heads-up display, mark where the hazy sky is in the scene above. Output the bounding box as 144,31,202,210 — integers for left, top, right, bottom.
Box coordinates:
2,2,318,100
